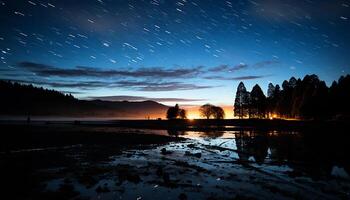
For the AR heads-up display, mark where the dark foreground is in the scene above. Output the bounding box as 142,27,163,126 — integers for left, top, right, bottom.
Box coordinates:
0,121,350,200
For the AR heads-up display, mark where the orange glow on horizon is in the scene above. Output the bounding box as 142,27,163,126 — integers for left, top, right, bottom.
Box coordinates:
183,105,234,119
187,112,201,119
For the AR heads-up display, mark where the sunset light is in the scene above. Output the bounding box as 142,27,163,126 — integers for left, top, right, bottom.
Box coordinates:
187,113,201,120
183,105,233,119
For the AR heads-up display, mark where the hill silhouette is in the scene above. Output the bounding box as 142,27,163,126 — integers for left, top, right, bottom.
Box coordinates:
0,80,168,118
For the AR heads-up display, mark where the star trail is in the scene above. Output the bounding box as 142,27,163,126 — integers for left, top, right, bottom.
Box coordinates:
0,0,349,105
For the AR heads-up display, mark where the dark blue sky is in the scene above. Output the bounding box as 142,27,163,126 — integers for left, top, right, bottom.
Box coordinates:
0,0,349,105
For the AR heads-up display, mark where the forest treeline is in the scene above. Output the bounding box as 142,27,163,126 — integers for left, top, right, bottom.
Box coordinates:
234,74,350,120
0,80,77,115
0,80,168,117
2,74,350,120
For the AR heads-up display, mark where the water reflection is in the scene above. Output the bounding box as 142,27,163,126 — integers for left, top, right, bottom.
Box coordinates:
167,129,350,180
167,129,226,138
236,131,268,165
167,129,185,136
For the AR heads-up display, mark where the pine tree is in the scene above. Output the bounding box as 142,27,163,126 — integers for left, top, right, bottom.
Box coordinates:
267,83,275,98
250,84,267,118
234,82,249,119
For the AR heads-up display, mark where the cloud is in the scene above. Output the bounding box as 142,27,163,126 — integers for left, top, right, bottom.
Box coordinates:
230,75,271,80
13,61,276,91
6,79,214,91
114,80,214,91
17,61,277,81
87,95,206,102
4,79,108,89
207,61,275,73
18,62,203,79
208,63,248,72
205,75,271,80
59,90,84,94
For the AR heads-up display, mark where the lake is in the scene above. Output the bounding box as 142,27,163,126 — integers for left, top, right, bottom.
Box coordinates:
0,123,349,199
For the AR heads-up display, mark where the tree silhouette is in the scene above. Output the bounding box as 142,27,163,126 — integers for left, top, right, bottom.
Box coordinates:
298,75,328,119
234,82,249,119
0,80,170,117
200,104,213,119
276,78,296,118
0,80,77,116
166,104,180,119
266,83,280,117
234,74,350,120
267,83,275,98
273,84,281,115
179,109,187,119
2,74,350,121
212,106,225,119
166,104,187,119
199,104,225,119
329,75,350,119
250,84,266,118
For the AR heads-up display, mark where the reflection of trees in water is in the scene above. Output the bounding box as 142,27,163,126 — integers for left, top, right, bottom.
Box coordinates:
198,130,224,138
235,130,309,166
168,128,350,179
235,130,268,165
268,133,300,163
268,133,341,179
167,129,185,137
235,130,350,179
167,129,225,138
299,133,350,179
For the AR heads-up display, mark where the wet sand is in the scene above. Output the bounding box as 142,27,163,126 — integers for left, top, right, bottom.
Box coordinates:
0,123,349,199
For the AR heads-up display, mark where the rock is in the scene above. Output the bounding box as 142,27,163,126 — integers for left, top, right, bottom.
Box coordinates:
193,153,201,158
187,144,195,148
184,151,201,158
160,148,172,155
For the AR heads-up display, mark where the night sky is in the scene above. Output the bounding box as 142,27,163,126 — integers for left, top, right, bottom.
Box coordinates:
0,0,349,106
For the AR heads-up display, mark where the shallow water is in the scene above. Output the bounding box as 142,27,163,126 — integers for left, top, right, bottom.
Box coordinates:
2,126,350,199
50,129,349,199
